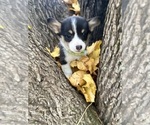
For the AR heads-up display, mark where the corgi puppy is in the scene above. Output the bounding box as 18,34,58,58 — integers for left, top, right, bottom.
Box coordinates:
47,16,100,78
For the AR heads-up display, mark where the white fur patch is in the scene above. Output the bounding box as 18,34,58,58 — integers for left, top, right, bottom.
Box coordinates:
61,63,72,78
68,18,86,53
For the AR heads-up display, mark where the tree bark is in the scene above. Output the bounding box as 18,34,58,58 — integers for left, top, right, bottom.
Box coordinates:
95,0,150,125
121,0,150,124
0,0,28,124
79,0,150,124
28,0,103,125
95,0,121,124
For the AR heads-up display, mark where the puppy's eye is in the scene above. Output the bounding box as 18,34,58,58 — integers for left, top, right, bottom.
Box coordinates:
65,34,72,40
82,31,86,37
66,34,71,38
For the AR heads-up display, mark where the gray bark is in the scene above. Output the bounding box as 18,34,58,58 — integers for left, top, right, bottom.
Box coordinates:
95,0,150,125
0,0,28,124
95,0,121,124
121,0,150,124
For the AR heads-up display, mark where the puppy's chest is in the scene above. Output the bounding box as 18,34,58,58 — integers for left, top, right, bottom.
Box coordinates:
64,51,81,62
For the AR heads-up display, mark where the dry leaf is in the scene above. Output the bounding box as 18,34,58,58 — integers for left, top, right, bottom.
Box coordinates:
85,58,95,74
87,40,102,55
65,0,80,14
69,71,86,87
28,25,32,30
70,60,77,67
50,46,60,58
0,25,4,29
77,61,87,71
82,74,96,102
71,1,80,12
79,56,89,63
89,49,100,59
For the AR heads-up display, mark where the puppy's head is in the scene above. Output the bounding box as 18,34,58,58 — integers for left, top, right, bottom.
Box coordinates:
47,16,100,53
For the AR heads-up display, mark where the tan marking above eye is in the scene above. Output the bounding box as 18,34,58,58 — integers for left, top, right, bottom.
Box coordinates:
81,29,85,33
68,30,73,34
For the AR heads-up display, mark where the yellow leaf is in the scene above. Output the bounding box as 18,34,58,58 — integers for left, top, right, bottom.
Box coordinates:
72,1,80,12
63,0,77,4
87,40,102,55
50,46,60,58
85,58,95,74
79,56,89,63
70,60,77,67
94,57,100,66
82,74,96,102
68,0,80,14
69,71,86,87
0,25,4,29
89,49,100,59
77,61,87,71
28,25,32,30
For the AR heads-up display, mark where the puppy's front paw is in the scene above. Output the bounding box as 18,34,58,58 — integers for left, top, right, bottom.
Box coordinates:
61,64,72,79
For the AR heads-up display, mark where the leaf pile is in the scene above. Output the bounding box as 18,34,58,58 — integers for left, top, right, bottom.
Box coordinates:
49,41,102,102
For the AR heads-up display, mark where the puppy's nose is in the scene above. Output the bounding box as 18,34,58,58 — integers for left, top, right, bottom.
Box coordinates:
76,45,82,51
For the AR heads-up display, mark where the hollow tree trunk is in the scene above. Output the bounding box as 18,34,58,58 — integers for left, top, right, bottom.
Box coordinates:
28,0,103,125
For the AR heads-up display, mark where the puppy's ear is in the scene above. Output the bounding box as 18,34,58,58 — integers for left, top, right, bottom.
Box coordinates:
47,18,61,34
88,17,100,31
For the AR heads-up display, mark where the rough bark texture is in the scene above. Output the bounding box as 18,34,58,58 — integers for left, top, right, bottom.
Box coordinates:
95,0,121,124
121,0,150,124
28,0,103,125
0,0,28,124
95,0,150,125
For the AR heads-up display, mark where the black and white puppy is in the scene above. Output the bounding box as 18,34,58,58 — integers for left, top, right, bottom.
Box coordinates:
47,16,100,78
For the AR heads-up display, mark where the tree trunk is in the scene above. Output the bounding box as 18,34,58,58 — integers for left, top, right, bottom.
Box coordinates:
80,0,150,124
95,0,121,124
93,0,149,124
121,0,150,124
0,0,28,124
28,0,103,125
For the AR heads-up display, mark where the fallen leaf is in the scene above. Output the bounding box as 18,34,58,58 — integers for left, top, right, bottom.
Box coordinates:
69,71,86,87
28,25,32,30
77,61,87,71
70,60,77,67
87,40,102,55
79,56,89,63
0,25,4,29
50,46,60,58
89,49,100,59
82,74,96,102
85,58,95,74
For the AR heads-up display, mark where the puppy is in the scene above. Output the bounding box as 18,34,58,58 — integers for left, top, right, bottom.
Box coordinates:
47,16,100,78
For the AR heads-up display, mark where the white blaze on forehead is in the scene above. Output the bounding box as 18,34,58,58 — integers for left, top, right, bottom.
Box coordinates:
67,17,86,53
71,18,77,35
